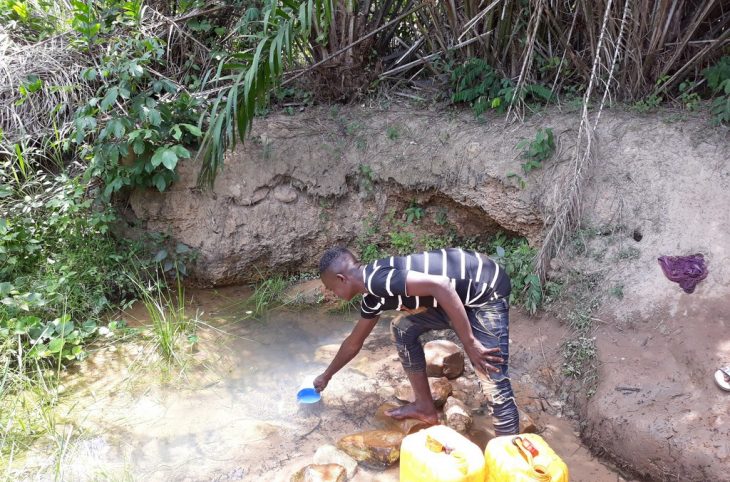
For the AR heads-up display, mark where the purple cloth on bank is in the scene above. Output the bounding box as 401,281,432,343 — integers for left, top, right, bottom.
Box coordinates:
657,253,708,294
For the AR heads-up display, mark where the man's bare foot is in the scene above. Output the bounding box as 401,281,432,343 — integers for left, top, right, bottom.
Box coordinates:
385,402,438,425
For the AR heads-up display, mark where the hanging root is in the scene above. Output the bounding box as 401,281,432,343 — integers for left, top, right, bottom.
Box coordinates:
536,0,631,280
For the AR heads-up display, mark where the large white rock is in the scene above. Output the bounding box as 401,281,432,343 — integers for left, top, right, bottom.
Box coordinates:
312,444,358,480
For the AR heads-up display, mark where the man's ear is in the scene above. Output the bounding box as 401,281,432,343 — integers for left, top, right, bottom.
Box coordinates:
336,273,346,283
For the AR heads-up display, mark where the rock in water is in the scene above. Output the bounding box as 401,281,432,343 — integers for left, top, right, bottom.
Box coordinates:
312,445,358,479
394,377,452,408
336,430,404,469
374,402,431,435
425,340,465,379
290,463,346,482
444,396,473,433
449,375,487,409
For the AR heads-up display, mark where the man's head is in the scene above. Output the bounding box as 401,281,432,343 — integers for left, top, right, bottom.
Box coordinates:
319,247,362,300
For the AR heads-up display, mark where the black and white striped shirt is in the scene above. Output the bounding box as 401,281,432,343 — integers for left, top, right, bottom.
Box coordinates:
360,248,511,319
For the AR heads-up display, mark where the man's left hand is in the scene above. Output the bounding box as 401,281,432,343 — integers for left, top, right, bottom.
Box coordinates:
465,343,504,375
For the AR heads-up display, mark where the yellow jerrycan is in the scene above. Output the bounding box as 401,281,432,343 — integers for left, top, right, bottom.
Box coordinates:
400,425,486,482
484,434,569,482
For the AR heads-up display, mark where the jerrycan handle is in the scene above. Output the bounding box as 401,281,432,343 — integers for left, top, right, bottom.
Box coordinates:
512,436,551,481
426,434,468,475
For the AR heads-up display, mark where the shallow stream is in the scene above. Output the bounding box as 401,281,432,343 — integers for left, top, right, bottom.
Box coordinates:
12,286,628,481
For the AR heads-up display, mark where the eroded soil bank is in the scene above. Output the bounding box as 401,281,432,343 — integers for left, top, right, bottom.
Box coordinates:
127,104,730,480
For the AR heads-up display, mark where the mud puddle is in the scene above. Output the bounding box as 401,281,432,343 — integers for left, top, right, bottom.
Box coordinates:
11,286,631,481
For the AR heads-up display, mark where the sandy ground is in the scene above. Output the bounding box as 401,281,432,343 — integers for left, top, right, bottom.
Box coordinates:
544,108,730,480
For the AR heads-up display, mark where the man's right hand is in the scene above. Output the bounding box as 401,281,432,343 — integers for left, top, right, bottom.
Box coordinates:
314,373,330,392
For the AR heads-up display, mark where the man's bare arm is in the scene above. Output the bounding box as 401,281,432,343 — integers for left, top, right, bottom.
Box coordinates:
405,271,503,374
314,315,380,391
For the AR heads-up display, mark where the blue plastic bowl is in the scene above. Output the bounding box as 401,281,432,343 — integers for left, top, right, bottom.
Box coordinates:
297,387,321,404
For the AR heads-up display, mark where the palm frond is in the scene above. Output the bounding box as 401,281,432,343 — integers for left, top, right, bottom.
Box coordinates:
196,0,332,188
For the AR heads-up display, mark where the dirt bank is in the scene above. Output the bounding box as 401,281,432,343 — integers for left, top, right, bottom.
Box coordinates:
129,103,729,480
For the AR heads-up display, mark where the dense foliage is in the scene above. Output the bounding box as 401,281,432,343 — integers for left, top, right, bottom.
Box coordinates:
0,1,727,470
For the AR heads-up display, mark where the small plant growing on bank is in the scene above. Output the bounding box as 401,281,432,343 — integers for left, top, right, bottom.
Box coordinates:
451,58,514,116
434,208,449,227
632,75,669,113
490,234,542,315
678,81,701,111
386,125,400,140
610,283,625,299
389,231,415,255
357,163,375,193
516,127,555,174
405,202,425,223
703,56,730,125
327,294,362,315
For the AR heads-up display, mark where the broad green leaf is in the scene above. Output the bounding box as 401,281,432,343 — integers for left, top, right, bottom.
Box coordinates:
151,147,177,169
181,124,202,137
48,338,65,353
81,319,97,333
132,139,145,155
154,249,168,262
146,107,162,126
171,124,183,141
0,282,13,296
54,318,74,336
152,174,167,192
171,145,190,160
81,67,97,81
128,62,144,77
110,119,126,139
100,87,119,111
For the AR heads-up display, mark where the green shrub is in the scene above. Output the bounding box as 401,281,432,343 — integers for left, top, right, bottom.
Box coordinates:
516,127,555,174
451,58,553,117
703,56,730,125
451,58,514,116
74,34,203,198
404,202,425,223
0,172,140,366
488,232,542,315
389,231,415,255
0,0,63,42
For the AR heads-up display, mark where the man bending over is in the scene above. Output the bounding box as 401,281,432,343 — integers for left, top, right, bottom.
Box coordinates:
314,246,519,435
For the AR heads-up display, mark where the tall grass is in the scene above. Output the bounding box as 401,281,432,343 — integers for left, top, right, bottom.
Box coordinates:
0,355,74,481
129,274,197,365
246,276,290,319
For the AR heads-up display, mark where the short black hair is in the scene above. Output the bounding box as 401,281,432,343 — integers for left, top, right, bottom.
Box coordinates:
319,246,355,274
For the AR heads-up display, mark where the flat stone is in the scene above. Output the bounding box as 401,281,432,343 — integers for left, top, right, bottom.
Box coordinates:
336,430,404,469
274,184,298,203
282,279,324,305
394,377,452,408
291,463,346,482
444,396,472,433
312,445,358,479
425,340,465,379
374,402,431,435
520,409,540,434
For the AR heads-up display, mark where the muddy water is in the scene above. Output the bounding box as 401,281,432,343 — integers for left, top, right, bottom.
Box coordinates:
13,287,628,481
